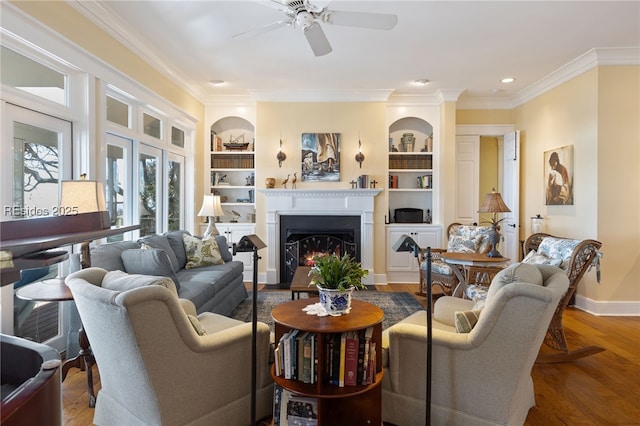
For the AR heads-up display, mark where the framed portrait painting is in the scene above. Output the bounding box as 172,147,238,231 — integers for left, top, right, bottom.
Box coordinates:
300,133,341,182
544,145,574,205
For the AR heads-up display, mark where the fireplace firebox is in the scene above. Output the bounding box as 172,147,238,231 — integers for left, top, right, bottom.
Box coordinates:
279,215,360,284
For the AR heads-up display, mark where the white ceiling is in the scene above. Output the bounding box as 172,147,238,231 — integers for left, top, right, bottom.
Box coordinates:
72,1,640,105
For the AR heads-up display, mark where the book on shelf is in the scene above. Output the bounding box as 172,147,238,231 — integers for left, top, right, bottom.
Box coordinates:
344,331,359,386
338,332,347,387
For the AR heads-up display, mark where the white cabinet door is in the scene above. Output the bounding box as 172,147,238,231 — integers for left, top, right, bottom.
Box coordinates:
221,223,255,280
386,225,442,283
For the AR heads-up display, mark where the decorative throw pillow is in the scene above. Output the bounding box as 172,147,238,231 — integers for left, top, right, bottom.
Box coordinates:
182,234,224,269
187,315,207,336
537,237,580,269
455,309,482,333
101,270,178,296
522,250,562,267
447,235,480,253
138,234,180,272
121,248,181,291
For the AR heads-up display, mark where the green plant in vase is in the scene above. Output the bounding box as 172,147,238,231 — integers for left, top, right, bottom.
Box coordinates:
308,253,367,314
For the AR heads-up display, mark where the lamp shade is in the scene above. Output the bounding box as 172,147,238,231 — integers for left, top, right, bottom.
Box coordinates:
60,180,107,214
478,189,511,214
197,195,224,218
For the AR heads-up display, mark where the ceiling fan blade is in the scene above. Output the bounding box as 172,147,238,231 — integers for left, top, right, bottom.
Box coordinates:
324,10,398,30
304,22,332,56
232,19,291,40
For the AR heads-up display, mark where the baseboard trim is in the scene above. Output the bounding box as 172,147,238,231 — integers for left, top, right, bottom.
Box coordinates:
574,294,640,316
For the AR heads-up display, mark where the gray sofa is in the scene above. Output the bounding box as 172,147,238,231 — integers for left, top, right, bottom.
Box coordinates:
89,230,247,316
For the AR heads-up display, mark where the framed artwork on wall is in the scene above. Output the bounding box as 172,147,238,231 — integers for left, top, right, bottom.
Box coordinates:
544,144,573,205
301,133,341,182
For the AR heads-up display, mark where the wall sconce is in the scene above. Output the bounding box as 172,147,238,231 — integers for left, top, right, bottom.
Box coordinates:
276,139,286,168
355,139,365,168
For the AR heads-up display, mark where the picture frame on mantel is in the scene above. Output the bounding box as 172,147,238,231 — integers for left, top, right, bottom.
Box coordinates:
301,133,341,182
544,144,574,205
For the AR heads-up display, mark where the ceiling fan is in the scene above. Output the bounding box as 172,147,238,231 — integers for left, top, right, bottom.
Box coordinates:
234,0,398,56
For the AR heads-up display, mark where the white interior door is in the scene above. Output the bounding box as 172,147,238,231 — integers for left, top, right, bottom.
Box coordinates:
501,131,520,263
455,135,480,224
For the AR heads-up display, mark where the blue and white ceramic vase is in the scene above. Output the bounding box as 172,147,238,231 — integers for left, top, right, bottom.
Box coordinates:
317,286,354,315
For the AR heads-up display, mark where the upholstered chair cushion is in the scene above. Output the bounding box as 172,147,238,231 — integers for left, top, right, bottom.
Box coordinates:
486,263,543,301
537,236,581,269
522,250,563,267
447,235,480,253
101,269,178,296
121,248,181,291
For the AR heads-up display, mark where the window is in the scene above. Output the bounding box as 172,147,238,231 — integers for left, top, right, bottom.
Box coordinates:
106,134,132,231
138,145,162,236
106,96,130,128
143,112,161,139
171,126,185,148
1,46,67,105
167,154,185,231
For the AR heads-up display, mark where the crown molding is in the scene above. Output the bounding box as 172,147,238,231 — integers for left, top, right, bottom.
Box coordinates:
67,0,207,103
512,47,640,107
247,88,395,102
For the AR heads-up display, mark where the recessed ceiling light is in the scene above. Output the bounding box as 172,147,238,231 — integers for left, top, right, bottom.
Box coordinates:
490,89,503,94
501,77,515,84
413,79,430,86
209,80,225,86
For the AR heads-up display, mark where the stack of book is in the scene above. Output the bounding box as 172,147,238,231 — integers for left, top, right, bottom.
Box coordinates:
274,327,376,388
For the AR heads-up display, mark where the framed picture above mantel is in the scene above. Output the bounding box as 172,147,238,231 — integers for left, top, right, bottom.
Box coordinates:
301,133,341,182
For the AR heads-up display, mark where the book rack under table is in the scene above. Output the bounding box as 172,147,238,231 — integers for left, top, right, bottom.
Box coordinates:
271,298,384,425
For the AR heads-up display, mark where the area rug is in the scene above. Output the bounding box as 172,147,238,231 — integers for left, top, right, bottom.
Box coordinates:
229,291,424,330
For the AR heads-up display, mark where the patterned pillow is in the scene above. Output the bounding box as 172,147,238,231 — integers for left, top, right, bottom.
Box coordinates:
537,237,580,269
182,234,224,269
447,235,480,253
454,299,485,333
187,315,207,336
522,250,562,267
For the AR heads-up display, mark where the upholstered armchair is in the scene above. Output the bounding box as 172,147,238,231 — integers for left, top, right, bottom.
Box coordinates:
418,222,494,300
382,263,569,426
66,267,273,426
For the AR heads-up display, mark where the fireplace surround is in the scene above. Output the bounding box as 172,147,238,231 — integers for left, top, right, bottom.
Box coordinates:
280,214,360,284
259,188,381,285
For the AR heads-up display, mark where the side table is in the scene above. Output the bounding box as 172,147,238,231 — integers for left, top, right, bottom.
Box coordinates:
440,252,509,298
289,266,318,300
16,277,97,407
271,298,384,425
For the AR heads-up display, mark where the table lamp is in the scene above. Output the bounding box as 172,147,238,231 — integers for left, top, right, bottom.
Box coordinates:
60,178,110,230
198,194,225,237
478,188,511,258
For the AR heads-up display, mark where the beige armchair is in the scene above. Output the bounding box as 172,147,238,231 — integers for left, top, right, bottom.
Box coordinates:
66,267,273,426
382,263,569,426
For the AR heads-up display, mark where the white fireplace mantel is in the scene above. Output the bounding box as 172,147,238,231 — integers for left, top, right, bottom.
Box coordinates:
259,188,382,285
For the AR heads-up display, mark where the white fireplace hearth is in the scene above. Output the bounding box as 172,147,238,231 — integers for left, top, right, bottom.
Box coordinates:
259,188,382,285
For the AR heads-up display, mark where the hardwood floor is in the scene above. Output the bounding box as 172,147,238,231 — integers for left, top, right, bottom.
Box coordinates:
61,284,640,426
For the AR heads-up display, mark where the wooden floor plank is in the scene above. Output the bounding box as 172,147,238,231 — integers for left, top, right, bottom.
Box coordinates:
60,284,640,426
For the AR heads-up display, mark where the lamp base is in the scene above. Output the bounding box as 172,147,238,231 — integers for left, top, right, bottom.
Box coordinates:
203,217,220,237
486,248,504,258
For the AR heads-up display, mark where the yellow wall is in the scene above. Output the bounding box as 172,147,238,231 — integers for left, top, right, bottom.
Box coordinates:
10,0,206,210
514,66,639,303
255,102,388,275
596,66,640,302
457,109,514,124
